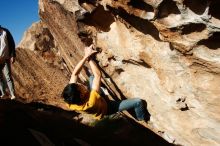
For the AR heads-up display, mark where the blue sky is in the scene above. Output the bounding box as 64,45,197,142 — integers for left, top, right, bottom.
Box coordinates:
0,0,39,45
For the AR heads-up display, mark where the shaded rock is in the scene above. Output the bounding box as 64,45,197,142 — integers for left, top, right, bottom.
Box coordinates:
13,0,220,145
0,100,172,146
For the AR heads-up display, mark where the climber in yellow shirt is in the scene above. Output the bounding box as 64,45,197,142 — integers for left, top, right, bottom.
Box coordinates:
62,44,149,121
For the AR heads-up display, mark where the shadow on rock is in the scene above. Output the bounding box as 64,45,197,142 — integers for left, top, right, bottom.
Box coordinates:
0,99,173,146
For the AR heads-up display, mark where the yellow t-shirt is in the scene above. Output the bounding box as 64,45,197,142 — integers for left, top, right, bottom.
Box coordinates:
68,90,108,119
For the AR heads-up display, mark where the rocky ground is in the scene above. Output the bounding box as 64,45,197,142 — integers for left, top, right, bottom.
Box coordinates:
0,99,172,146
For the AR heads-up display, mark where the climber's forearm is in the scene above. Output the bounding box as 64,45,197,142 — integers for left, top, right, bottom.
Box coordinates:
69,56,88,83
89,59,101,91
89,59,101,78
69,44,97,84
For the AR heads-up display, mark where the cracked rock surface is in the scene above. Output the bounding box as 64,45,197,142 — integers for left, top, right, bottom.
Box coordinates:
16,0,220,145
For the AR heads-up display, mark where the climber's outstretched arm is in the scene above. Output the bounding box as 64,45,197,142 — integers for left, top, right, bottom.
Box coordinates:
89,59,101,92
69,45,97,83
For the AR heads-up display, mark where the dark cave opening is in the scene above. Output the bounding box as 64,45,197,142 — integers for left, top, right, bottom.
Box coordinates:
78,0,97,5
128,0,154,12
197,32,220,50
183,0,208,15
157,0,181,18
181,23,206,35
78,5,115,32
209,1,220,20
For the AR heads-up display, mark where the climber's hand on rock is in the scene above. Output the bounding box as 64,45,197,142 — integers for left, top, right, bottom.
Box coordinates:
84,44,97,59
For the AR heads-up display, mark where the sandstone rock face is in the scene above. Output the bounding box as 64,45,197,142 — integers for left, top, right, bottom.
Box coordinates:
18,21,61,66
15,21,68,107
17,0,220,145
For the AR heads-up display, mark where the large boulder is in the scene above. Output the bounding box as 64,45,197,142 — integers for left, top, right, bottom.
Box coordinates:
15,0,220,145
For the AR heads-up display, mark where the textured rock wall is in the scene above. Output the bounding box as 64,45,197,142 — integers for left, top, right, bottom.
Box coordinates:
18,0,220,145
15,21,68,106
